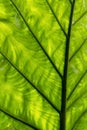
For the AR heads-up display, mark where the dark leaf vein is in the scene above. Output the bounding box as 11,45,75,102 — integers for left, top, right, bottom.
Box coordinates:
69,0,72,5
0,108,38,130
67,87,87,110
67,70,87,100
10,0,62,79
72,11,87,26
46,0,67,37
69,38,87,61
0,51,60,114
71,110,87,130
60,0,75,130
67,70,87,101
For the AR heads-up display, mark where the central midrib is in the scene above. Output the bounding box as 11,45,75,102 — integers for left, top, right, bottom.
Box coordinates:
60,1,75,130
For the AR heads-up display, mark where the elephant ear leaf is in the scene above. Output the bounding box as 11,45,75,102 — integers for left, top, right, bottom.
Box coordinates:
0,0,87,130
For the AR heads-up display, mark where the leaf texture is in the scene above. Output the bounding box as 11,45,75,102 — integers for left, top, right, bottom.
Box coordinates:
0,0,87,130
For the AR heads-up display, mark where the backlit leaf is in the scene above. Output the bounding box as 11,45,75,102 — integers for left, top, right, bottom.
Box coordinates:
0,0,87,130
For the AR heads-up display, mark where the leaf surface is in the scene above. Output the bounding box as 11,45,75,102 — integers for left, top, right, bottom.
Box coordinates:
0,0,87,130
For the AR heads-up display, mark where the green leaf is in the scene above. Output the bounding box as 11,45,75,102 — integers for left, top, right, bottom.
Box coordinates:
0,0,87,130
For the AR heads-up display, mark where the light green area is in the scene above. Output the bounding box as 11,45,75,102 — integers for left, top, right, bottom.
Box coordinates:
0,0,87,130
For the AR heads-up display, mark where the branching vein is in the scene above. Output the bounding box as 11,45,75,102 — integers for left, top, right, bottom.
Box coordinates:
69,38,87,61
0,51,60,114
67,70,87,101
72,11,87,26
0,108,38,130
10,0,62,79
46,0,67,37
71,110,87,130
60,1,75,130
